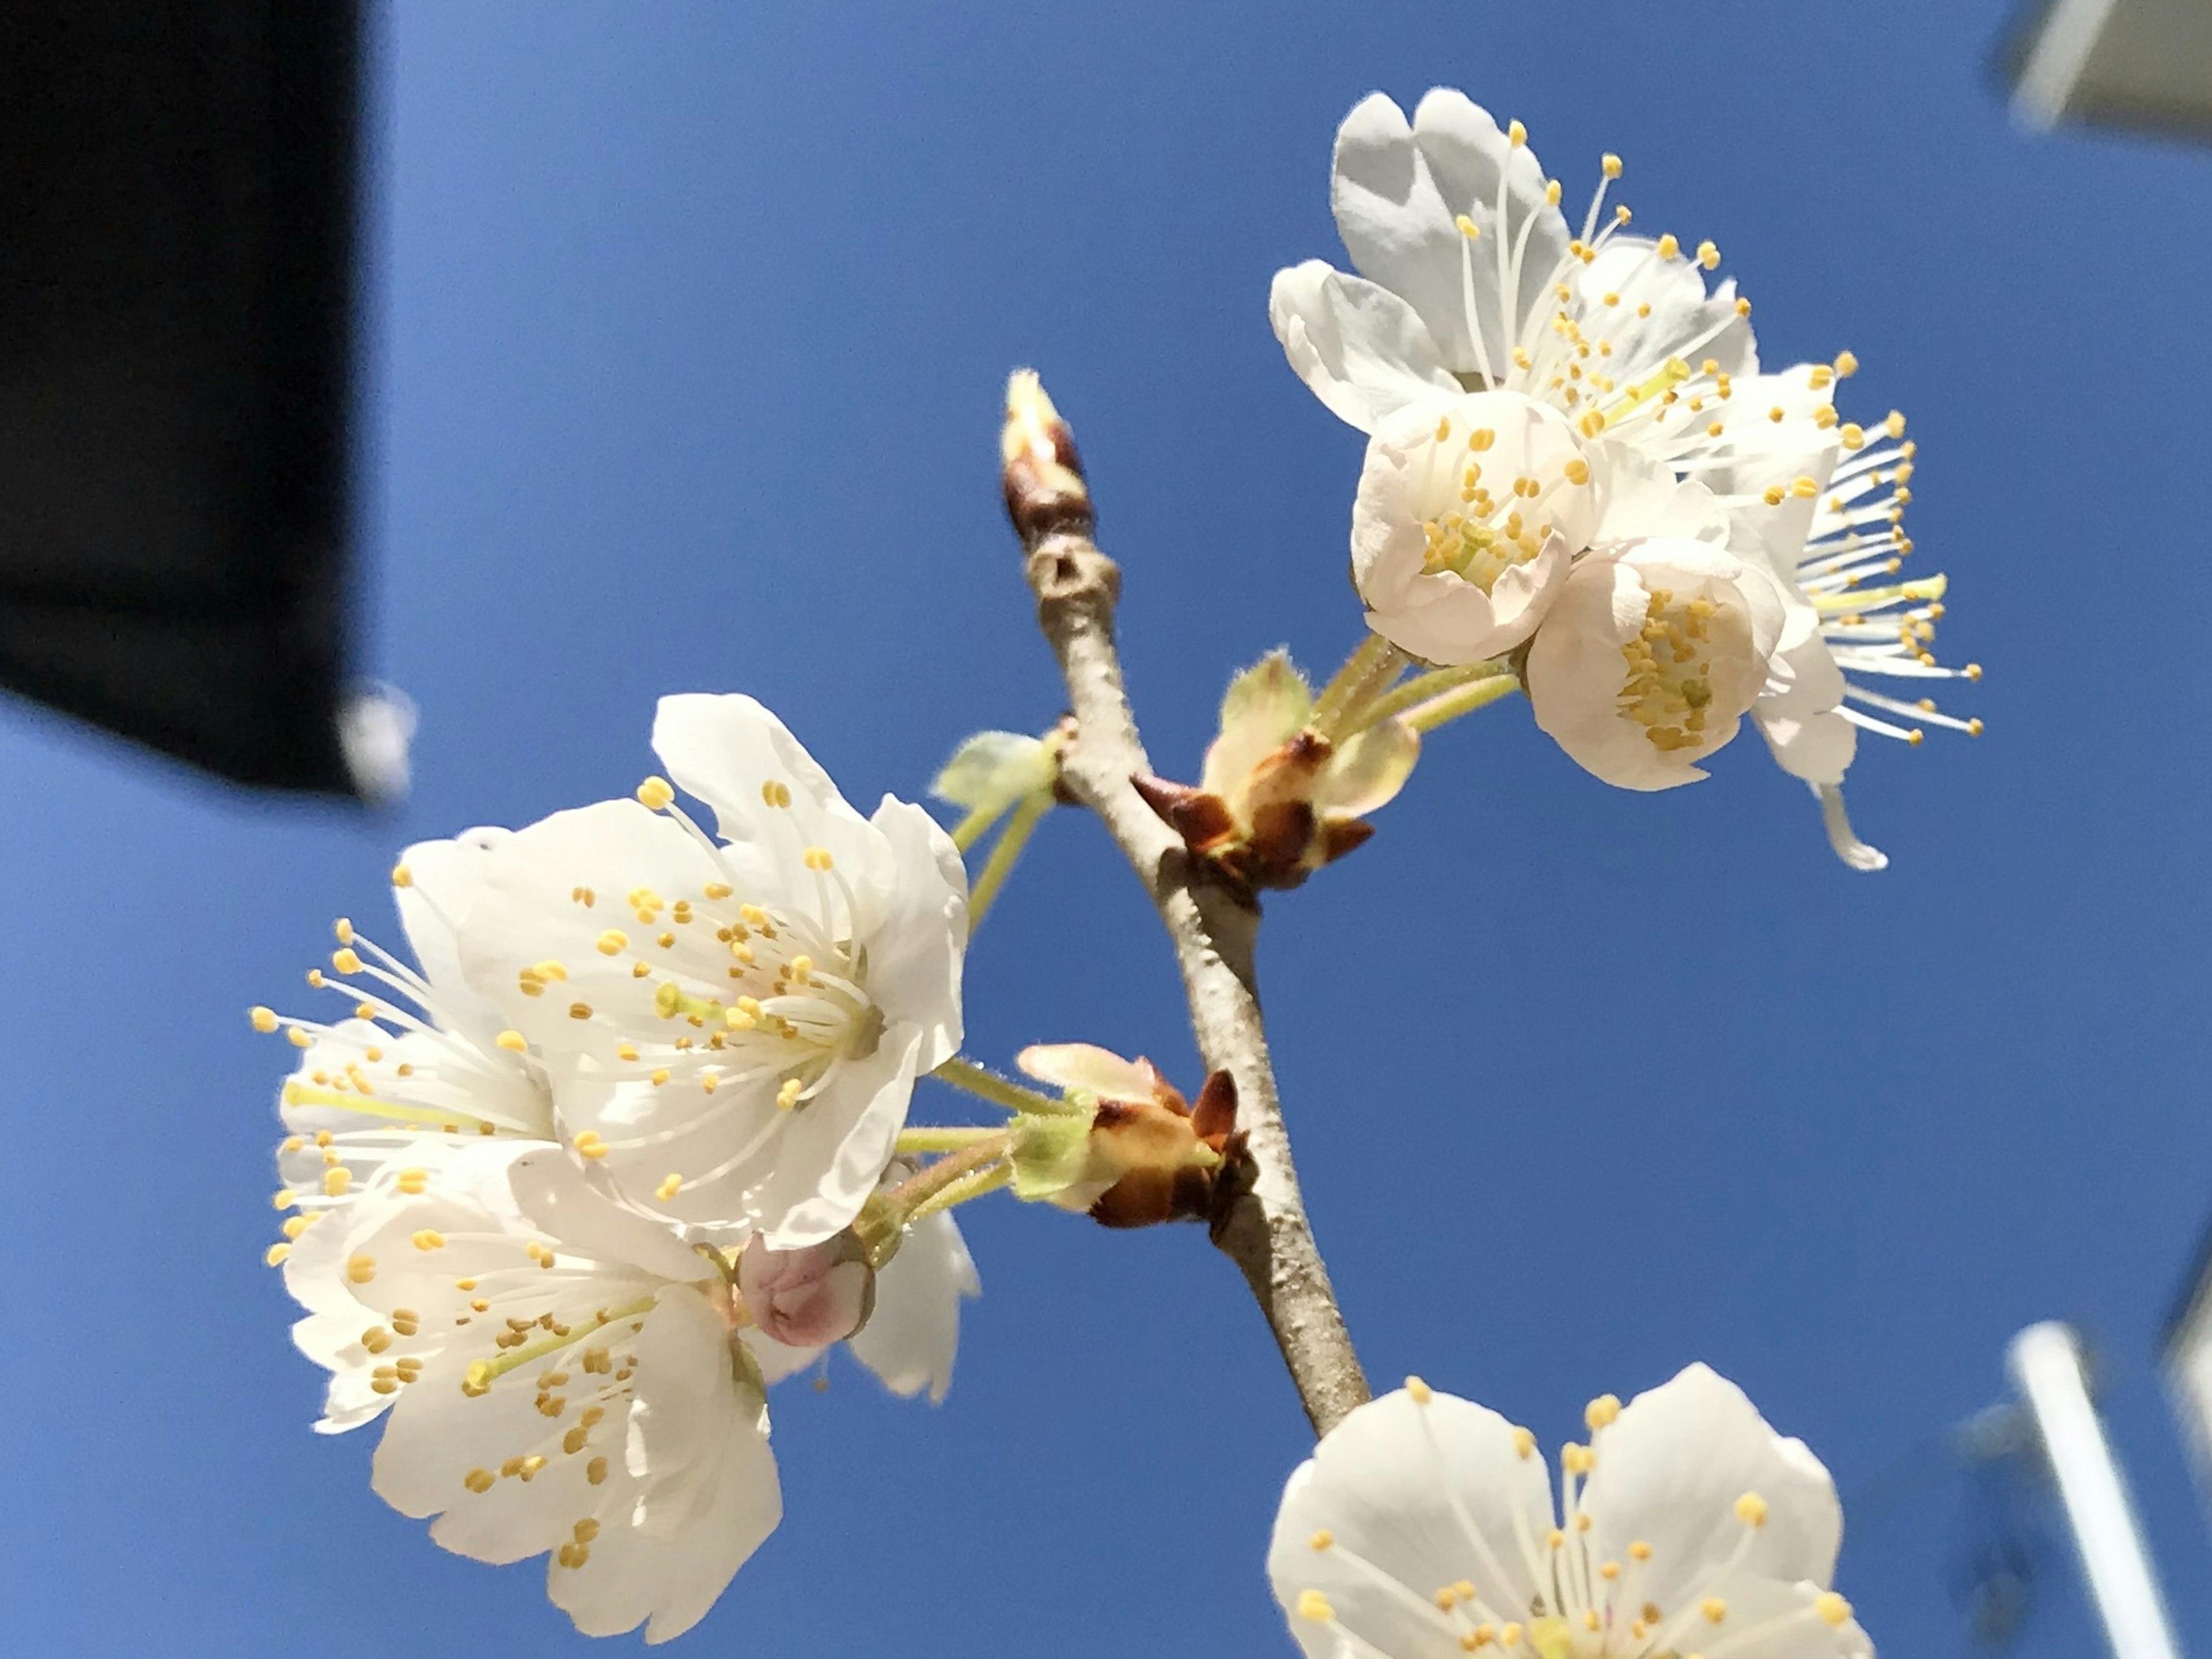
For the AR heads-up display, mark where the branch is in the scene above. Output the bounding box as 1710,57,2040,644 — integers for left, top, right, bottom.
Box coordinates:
999,370,1371,1437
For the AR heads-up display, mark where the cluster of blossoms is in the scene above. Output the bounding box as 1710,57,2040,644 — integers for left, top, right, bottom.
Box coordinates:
245,87,1917,1652
257,695,978,1641
1266,90,1978,870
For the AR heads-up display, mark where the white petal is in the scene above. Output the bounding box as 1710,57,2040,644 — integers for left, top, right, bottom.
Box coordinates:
930,730,1055,816
852,796,967,1069
1580,1362,1842,1607
1016,1041,1159,1104
651,694,872,859
505,1147,716,1285
1816,782,1888,872
847,1208,980,1403
1270,1385,1554,1655
752,1029,922,1251
1270,261,1460,433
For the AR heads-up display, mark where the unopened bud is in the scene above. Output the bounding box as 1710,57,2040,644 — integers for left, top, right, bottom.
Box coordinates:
1001,370,1092,546
737,1230,875,1349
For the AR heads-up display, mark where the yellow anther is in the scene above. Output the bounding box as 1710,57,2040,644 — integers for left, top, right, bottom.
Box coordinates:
1968,718,1986,737
1613,203,1631,224
760,779,793,808
1629,1540,1652,1562
587,1456,609,1484
655,1173,683,1202
1584,1394,1622,1430
282,1215,310,1240
390,863,413,888
495,1030,528,1052
396,1167,428,1196
1543,180,1562,206
1696,240,1719,270
250,1006,279,1033
595,929,628,956
264,1242,291,1266
701,1071,720,1094
1456,213,1482,240
574,1130,609,1161
1734,296,1752,316
1513,1426,1536,1459
1601,152,1623,178
616,1042,639,1062
1834,350,1859,377
776,1077,804,1112
346,1253,376,1285
1734,1491,1768,1527
1435,414,1454,443
1297,1590,1335,1623
464,1468,495,1494
1791,475,1819,498
1884,409,1907,437
411,1229,446,1252
1547,1528,1565,1550
1600,1561,1620,1581
1499,1624,1524,1648
323,1167,352,1198
334,918,354,945
1701,1598,1728,1623
1762,486,1786,507
1561,1444,1594,1475
637,775,675,810
1815,1593,1851,1627
802,846,835,872
651,1067,671,1086
1562,457,1590,486
286,1026,313,1050
1507,119,1527,147
1405,1376,1434,1405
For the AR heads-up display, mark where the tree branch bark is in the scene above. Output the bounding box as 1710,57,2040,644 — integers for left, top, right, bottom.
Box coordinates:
1001,372,1370,1437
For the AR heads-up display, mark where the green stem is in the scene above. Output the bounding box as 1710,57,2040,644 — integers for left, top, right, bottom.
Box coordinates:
949,804,1002,854
906,1162,1012,1225
1341,661,1503,736
1310,634,1405,737
895,1125,1007,1153
1403,673,1522,733
966,790,1052,934
930,1055,1083,1116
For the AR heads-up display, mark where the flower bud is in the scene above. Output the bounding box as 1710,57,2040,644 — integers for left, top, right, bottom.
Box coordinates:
1133,652,1416,892
1012,1044,1244,1228
737,1229,876,1349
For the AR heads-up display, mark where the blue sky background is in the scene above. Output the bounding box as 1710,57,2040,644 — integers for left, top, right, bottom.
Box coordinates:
4,2,2209,1654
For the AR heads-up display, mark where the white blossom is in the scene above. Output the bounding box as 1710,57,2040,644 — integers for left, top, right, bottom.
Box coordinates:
1270,88,1835,497
458,694,968,1251
1525,534,1785,793
1269,1366,1872,1659
258,832,557,1296
284,1138,780,1644
1351,392,1599,664
1736,418,1977,869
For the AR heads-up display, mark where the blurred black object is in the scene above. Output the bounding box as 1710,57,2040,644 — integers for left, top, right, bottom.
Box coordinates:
0,3,377,796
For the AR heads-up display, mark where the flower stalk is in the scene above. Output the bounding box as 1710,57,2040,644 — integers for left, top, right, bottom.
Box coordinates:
1001,369,1370,1436
965,787,1052,934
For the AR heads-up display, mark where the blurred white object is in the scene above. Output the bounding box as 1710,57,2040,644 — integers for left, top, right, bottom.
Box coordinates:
2007,1323,2183,1659
338,683,416,805
2007,0,2212,138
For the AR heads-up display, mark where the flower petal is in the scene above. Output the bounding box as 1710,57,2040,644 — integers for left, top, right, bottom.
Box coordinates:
1016,1041,1160,1104
1270,1384,1554,1657
1579,1362,1843,1607
1270,260,1460,433
847,1208,980,1403
752,1028,923,1251
1315,718,1420,820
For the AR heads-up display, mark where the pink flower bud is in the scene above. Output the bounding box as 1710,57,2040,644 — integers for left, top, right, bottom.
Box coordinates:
737,1230,876,1349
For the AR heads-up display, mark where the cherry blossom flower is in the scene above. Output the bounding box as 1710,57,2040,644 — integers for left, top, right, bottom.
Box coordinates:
1012,1043,1238,1227
1351,392,1601,664
458,694,968,1251
1270,89,1834,487
1525,533,1785,792
256,832,557,1293
284,1138,780,1643
1270,1365,1872,1659
1744,417,1977,869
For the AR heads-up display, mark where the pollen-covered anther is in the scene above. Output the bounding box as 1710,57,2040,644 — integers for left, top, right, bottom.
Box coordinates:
637,775,675,810
573,1131,610,1161
1702,1597,1729,1623
1297,1589,1335,1623
1734,1490,1768,1527
1816,1592,1852,1626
